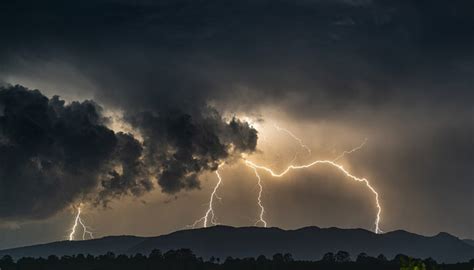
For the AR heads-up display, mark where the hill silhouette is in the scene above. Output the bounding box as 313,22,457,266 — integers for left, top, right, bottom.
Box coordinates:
464,239,474,247
0,226,472,263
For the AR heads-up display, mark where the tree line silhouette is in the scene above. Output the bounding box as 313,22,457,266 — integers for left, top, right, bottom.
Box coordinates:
0,249,472,270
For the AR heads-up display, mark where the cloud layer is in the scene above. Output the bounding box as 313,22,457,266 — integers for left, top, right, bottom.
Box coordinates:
0,85,257,220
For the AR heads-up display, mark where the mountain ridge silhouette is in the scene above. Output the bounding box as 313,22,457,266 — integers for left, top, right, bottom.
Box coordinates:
1,226,472,263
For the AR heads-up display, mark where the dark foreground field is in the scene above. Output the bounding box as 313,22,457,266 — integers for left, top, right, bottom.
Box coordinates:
1,249,473,270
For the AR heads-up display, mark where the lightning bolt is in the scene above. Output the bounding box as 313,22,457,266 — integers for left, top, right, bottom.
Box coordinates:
253,167,267,227
333,138,368,162
245,158,383,234
187,168,224,228
252,125,371,230
274,124,312,154
68,205,94,241
186,122,380,233
246,139,372,229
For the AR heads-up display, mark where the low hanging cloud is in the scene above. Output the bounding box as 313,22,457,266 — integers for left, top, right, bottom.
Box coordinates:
0,85,257,221
129,110,257,194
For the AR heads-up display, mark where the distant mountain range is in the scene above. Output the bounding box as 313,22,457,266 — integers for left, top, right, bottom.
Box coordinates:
1,226,473,263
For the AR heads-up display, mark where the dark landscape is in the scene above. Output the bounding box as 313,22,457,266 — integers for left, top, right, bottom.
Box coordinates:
1,249,473,270
1,226,473,264
1,1,473,269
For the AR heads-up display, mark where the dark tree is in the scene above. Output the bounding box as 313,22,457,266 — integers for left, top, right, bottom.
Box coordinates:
377,254,388,262
149,249,163,261
321,252,335,263
273,253,284,263
356,252,368,263
0,250,470,270
335,250,351,263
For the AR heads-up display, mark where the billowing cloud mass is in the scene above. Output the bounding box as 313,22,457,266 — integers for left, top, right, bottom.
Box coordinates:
0,85,257,220
0,0,472,247
130,111,256,193
0,85,124,219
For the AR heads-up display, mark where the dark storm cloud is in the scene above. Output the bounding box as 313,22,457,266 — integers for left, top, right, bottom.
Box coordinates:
0,85,256,220
2,0,472,117
0,85,152,220
97,132,153,205
129,110,256,193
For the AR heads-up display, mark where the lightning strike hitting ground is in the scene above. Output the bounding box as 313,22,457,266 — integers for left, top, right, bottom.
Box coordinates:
187,168,224,228
186,123,377,232
68,206,94,241
274,124,312,154
252,167,267,227
251,125,369,230
245,159,383,234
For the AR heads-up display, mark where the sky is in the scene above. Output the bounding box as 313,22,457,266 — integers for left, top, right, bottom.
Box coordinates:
0,0,473,249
